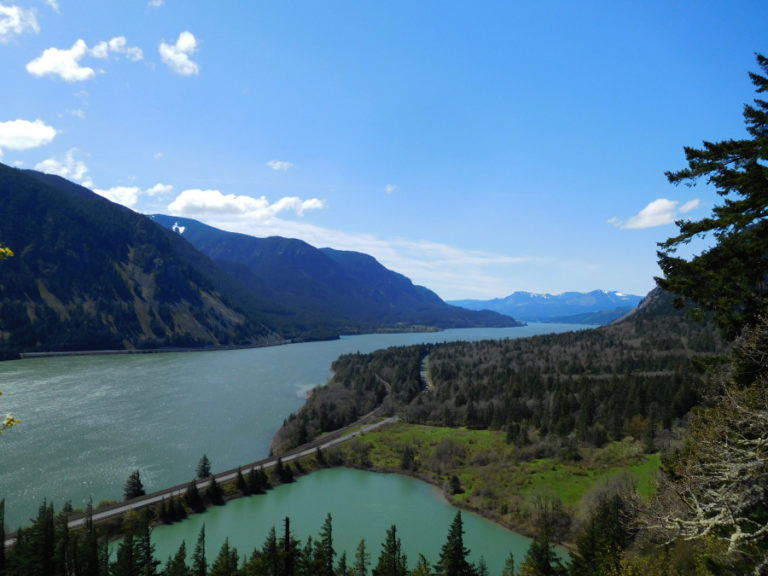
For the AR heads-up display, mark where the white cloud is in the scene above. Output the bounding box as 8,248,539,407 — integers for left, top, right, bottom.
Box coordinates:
159,31,199,76
0,118,56,152
94,186,141,208
91,36,143,62
148,0,164,6
26,39,95,81
168,189,325,220
43,0,59,13
0,3,39,43
34,148,93,188
66,108,86,119
146,182,173,196
385,184,397,194
177,210,540,300
267,160,293,171
609,197,701,230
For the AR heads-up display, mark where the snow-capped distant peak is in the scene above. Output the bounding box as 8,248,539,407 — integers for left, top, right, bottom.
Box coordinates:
172,222,186,235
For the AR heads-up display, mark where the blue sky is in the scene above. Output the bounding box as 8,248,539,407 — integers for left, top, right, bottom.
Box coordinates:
0,1,766,300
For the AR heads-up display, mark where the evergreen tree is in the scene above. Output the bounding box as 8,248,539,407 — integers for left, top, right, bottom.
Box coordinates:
197,455,212,479
336,551,349,576
186,480,205,513
191,525,207,576
316,513,336,576
569,493,633,576
124,470,146,500
516,527,566,576
280,517,299,576
434,512,475,576
372,525,407,576
352,539,370,576
137,510,161,576
209,539,238,576
205,475,224,506
165,541,191,576
501,552,515,576
411,554,431,576
657,53,768,338
236,467,248,495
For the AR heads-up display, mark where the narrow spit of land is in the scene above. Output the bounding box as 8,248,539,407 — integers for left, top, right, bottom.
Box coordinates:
3,413,397,548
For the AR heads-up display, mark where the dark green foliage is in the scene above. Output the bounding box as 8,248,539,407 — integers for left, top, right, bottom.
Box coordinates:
124,470,146,500
235,467,248,495
205,476,224,506
151,215,521,340
0,164,275,357
353,538,370,576
7,499,109,576
273,345,431,453
274,458,295,484
372,525,407,576
247,467,269,494
209,538,239,576
191,525,207,576
197,454,212,479
569,494,636,576
434,512,476,576
185,480,205,514
164,541,191,576
274,293,721,457
657,53,768,339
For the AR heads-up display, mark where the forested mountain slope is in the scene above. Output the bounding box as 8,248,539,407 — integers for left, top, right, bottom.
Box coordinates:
150,214,521,333
0,164,280,357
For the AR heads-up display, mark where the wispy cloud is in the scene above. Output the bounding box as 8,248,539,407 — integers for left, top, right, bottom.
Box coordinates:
168,189,325,219
385,184,397,194
159,31,199,76
0,118,56,153
609,198,700,230
34,148,93,188
94,186,141,208
146,182,173,196
43,0,59,14
91,36,143,62
0,3,39,43
267,160,293,171
147,0,164,7
27,36,144,81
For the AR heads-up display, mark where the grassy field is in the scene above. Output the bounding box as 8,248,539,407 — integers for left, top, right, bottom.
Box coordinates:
327,421,660,538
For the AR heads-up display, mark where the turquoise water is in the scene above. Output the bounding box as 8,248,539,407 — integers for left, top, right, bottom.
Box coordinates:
0,324,588,530
149,468,533,575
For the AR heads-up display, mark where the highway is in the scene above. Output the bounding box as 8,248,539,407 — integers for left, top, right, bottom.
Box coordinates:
4,415,398,547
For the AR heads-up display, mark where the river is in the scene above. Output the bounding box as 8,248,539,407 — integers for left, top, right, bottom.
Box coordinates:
0,324,588,536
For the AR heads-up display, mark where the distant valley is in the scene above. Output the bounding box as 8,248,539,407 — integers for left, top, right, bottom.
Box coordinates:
449,289,644,324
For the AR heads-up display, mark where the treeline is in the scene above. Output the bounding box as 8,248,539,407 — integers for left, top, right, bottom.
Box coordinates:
3,493,607,576
272,345,430,453
273,290,722,455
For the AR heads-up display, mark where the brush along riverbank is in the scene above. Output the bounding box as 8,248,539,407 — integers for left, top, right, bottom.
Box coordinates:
315,421,660,545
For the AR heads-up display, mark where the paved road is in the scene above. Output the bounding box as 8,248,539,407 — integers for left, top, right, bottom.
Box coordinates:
4,415,398,547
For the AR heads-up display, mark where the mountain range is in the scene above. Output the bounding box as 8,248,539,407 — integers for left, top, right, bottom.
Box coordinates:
0,163,519,358
449,290,644,324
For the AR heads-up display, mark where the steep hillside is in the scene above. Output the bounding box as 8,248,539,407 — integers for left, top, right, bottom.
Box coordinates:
0,164,278,357
450,290,643,324
273,288,722,453
151,215,522,332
